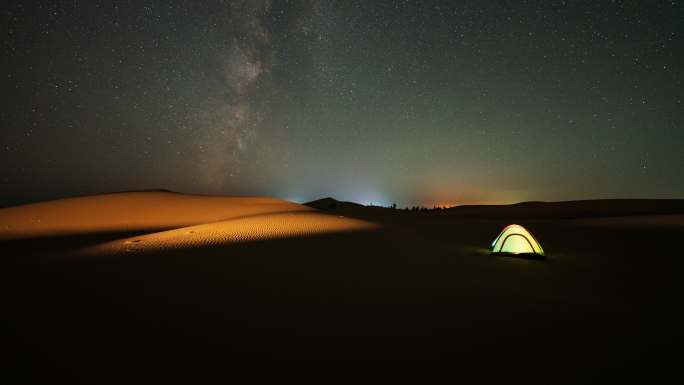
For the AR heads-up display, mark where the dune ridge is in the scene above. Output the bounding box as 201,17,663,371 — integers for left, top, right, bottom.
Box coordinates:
443,199,684,219
0,191,378,255
0,191,311,240
82,211,377,255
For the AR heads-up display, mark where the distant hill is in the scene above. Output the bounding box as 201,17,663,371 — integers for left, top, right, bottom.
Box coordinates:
305,197,364,211
306,197,684,219
443,199,684,219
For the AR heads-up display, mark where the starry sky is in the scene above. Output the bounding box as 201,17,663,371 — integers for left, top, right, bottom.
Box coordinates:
2,0,683,207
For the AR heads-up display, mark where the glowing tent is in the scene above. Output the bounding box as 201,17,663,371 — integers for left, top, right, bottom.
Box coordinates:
490,224,544,257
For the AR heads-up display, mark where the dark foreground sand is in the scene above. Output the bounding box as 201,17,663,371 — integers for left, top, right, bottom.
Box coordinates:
3,192,684,383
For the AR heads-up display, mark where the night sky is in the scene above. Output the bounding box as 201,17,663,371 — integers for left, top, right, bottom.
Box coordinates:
2,1,683,207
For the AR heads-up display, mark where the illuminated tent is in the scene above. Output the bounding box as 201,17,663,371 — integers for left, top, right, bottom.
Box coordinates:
490,224,544,257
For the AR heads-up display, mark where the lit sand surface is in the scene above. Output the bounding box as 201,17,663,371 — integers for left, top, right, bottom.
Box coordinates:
0,191,377,254
0,192,324,240
83,211,377,255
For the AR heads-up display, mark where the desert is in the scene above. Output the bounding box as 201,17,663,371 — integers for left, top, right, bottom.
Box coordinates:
3,191,684,382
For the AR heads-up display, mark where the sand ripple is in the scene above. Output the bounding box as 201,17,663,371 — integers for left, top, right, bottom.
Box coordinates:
82,211,377,255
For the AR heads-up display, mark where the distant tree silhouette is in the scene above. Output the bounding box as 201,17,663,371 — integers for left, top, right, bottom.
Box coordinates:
404,204,454,212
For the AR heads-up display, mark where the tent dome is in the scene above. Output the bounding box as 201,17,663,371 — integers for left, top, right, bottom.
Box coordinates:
490,224,544,257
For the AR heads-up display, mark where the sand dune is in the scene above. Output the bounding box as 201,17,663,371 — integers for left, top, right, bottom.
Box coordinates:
443,199,684,219
83,211,377,255
0,191,317,240
0,191,377,256
573,213,684,229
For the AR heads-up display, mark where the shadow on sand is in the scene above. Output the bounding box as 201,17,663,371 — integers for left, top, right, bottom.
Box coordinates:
3,215,684,383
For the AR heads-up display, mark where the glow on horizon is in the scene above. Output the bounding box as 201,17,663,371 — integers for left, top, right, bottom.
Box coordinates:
354,197,392,207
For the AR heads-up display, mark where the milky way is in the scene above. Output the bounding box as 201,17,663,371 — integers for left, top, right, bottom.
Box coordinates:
193,1,274,190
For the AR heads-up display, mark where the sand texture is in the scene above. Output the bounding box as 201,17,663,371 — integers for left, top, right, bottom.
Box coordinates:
3,193,684,383
0,191,340,240
84,211,376,255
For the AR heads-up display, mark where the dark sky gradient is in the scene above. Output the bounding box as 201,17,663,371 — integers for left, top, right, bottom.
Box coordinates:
2,1,683,207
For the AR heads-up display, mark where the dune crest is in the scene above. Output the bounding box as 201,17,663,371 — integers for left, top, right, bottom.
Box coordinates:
0,191,378,255
82,211,377,255
0,191,310,240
